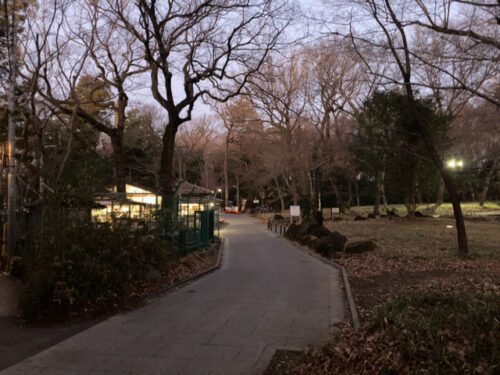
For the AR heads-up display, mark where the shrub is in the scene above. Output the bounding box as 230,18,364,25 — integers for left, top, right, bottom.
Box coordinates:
19,214,172,322
277,291,499,374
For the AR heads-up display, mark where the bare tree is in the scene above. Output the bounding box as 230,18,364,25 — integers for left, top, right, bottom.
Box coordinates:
248,53,311,205
338,0,480,254
36,0,146,192
303,40,372,211
109,0,293,202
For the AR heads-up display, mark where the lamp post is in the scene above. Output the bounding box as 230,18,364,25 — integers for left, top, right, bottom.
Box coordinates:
446,158,464,170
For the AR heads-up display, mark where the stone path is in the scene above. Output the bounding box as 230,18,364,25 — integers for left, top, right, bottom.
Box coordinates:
1,215,344,375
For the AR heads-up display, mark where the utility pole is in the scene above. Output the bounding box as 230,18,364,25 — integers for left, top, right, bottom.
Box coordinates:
5,0,17,258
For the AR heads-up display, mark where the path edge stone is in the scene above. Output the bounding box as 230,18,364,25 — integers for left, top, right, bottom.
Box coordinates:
146,238,224,303
277,236,360,329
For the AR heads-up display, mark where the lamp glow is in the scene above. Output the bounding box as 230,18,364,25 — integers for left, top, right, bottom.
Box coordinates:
446,158,463,169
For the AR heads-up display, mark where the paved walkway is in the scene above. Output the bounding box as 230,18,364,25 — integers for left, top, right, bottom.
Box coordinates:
1,215,344,375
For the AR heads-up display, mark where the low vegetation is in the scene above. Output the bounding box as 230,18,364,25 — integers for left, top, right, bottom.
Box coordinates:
268,291,499,374
265,208,499,374
18,218,173,322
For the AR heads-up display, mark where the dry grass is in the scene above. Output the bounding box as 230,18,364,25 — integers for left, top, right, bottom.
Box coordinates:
348,201,500,217
325,217,500,259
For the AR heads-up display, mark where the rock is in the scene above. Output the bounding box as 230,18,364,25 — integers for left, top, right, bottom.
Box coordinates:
344,240,378,254
414,211,427,218
311,231,347,257
354,215,367,221
285,223,301,240
273,214,285,221
299,234,316,246
296,219,321,238
367,213,377,219
309,225,331,239
387,209,398,217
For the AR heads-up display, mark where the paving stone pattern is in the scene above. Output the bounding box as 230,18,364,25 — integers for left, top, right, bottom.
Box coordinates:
1,215,344,375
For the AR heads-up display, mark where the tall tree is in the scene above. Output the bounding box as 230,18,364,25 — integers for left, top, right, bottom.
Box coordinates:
335,0,492,254
110,0,293,204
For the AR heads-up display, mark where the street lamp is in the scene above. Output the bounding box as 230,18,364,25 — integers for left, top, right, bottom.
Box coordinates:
446,158,464,170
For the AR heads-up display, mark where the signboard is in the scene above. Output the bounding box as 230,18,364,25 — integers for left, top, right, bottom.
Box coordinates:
290,205,301,217
253,199,260,204
332,207,340,214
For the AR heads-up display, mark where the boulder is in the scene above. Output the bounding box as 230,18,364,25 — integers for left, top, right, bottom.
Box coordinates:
309,225,331,239
414,211,427,218
354,215,367,221
387,209,398,217
298,234,316,246
273,214,285,221
285,223,301,240
344,240,378,254
296,219,321,238
367,213,377,219
311,231,347,258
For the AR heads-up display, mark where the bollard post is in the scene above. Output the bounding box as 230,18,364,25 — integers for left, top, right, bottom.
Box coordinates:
267,220,270,230
274,223,277,233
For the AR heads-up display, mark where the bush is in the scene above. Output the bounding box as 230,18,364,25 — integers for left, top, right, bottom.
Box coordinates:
373,292,500,374
278,291,500,374
19,215,172,322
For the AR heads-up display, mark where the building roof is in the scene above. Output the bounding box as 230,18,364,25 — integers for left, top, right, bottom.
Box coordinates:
176,181,214,197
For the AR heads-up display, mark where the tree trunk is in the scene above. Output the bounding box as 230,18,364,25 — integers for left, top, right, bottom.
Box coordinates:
330,177,343,211
273,177,285,213
224,136,229,209
479,155,498,206
436,179,444,206
111,131,126,193
380,170,388,212
347,179,353,207
373,171,384,216
159,123,179,203
236,175,239,210
6,1,17,258
354,177,360,207
57,105,79,183
441,170,468,254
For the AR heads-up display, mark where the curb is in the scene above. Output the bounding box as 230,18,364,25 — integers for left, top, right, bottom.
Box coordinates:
146,238,224,302
277,235,360,329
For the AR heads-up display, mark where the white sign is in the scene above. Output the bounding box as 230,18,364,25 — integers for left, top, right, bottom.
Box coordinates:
332,207,340,214
290,205,301,217
253,199,260,204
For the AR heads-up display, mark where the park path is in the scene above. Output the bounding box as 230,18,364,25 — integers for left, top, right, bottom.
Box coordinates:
1,215,344,375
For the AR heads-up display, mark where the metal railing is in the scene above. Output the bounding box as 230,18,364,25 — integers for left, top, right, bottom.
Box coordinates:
267,220,289,236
